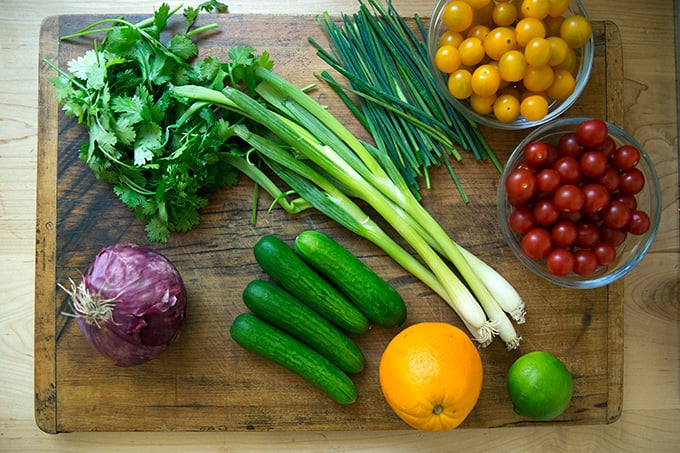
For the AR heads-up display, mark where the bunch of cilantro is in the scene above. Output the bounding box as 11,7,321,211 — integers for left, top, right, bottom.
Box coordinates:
47,1,275,242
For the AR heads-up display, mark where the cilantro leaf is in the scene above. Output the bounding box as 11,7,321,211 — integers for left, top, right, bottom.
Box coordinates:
168,34,198,61
113,117,136,145
67,50,107,89
184,1,229,31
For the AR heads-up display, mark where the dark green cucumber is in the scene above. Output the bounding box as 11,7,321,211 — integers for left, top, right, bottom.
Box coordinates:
253,235,369,334
229,313,357,405
294,230,407,328
242,279,365,373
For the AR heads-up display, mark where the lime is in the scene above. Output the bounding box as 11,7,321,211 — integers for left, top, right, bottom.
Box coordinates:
507,351,573,420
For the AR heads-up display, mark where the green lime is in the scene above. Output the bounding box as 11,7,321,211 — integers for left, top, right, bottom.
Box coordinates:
507,351,573,420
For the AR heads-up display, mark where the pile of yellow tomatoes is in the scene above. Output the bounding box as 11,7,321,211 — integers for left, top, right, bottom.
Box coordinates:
433,0,592,123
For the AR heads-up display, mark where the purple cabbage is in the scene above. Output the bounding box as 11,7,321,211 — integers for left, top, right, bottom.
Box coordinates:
62,243,187,366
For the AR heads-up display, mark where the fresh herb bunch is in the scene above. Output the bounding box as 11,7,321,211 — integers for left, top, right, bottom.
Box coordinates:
46,1,276,243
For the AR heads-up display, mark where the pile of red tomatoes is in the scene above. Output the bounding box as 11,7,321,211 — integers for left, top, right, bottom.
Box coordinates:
505,118,651,277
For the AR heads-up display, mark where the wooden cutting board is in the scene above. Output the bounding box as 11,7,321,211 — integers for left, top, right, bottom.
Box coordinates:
35,14,624,433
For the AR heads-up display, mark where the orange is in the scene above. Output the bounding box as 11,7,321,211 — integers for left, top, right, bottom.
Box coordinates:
379,322,483,432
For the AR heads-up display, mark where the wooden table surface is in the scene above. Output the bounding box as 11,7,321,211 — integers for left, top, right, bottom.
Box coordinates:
1,0,678,451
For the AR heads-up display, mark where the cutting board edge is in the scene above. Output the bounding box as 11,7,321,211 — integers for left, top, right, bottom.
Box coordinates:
35,14,60,435
603,19,625,425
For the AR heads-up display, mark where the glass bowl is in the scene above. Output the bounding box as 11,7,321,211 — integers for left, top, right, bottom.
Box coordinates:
497,117,662,289
428,0,594,130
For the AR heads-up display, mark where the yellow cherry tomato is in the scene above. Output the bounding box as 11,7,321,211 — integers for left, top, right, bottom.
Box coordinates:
442,1,475,33
498,83,523,99
467,24,491,41
471,64,501,97
546,36,570,66
521,0,550,19
435,45,462,73
520,89,548,101
473,0,495,24
483,27,517,60
524,37,552,66
548,0,570,17
448,69,473,99
554,47,578,75
498,50,527,82
463,0,492,8
459,37,486,66
515,17,546,47
544,15,564,37
546,68,576,100
439,30,465,48
492,2,518,26
523,64,554,92
560,15,592,48
485,60,510,89
520,94,549,121
470,93,497,115
493,94,521,122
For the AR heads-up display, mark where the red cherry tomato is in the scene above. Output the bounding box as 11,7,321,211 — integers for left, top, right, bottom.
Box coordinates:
599,225,627,246
553,184,584,212
533,199,560,226
626,210,651,235
575,221,600,248
521,227,554,259
576,118,608,147
517,161,538,173
509,207,536,234
594,167,620,193
523,141,550,167
591,242,617,266
536,168,562,194
601,200,632,229
611,193,638,210
581,183,610,214
612,145,641,171
553,156,581,184
545,143,561,167
551,220,578,247
573,250,598,276
546,248,575,276
560,210,583,224
558,132,584,158
505,168,537,203
580,150,608,178
591,135,617,158
619,168,645,195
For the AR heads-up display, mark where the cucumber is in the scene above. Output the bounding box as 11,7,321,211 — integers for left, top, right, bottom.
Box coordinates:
294,230,407,329
253,235,369,334
229,313,357,405
242,279,365,374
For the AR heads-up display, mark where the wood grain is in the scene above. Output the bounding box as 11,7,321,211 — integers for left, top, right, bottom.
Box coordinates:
35,15,625,433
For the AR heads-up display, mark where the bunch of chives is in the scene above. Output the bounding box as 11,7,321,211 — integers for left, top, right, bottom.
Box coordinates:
309,0,501,202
